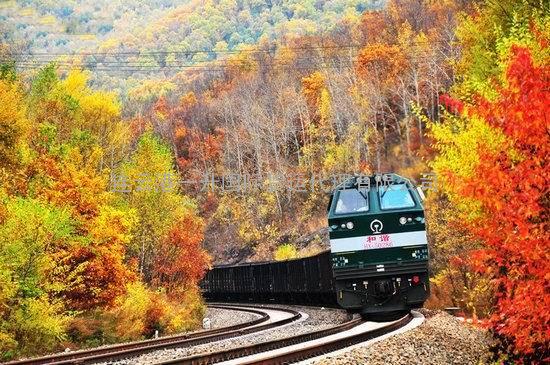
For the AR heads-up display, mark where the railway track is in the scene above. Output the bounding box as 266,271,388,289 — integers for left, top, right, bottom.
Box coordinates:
4,305,301,365
156,311,417,365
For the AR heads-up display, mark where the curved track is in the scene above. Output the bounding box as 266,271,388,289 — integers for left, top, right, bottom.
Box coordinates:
4,305,301,365
156,310,417,365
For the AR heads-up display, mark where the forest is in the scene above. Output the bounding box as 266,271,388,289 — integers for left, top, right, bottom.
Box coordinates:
0,0,548,362
1,0,383,95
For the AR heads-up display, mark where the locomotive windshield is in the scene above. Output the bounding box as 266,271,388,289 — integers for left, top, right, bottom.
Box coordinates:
334,189,369,214
378,184,416,209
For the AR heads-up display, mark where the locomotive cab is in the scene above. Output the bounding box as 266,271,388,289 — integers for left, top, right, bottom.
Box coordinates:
327,173,430,317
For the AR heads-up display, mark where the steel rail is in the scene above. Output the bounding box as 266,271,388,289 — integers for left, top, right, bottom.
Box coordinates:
4,305,300,365
241,313,412,365
157,316,362,365
157,313,412,365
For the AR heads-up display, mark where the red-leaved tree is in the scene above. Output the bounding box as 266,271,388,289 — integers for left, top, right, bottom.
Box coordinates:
449,46,549,358
152,213,210,293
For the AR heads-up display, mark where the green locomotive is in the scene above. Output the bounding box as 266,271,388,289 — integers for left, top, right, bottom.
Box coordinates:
327,173,429,316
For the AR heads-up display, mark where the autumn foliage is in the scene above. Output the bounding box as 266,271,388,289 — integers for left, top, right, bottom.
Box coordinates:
1,0,548,361
423,0,550,359
153,214,210,292
356,44,406,84
0,66,209,360
441,46,549,357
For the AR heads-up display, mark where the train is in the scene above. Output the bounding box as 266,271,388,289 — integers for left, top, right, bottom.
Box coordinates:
200,173,430,317
200,250,336,306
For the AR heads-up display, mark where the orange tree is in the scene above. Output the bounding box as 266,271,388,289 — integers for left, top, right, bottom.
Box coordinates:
458,46,549,358
432,44,549,362
428,1,549,359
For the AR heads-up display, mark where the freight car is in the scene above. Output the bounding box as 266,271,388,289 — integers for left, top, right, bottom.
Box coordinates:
201,250,336,306
201,173,429,316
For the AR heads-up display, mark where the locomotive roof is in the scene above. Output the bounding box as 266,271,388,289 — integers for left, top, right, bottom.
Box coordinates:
333,173,412,191
327,172,424,218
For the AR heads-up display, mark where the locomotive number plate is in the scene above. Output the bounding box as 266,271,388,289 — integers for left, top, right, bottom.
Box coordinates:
363,234,393,249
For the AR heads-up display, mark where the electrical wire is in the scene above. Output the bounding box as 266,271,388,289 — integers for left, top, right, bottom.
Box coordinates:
1,40,458,74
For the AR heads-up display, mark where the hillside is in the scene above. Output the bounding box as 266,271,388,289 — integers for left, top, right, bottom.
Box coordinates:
1,0,383,94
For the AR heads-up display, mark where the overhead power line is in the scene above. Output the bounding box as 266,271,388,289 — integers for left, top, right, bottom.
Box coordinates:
1,40,458,74
8,44,364,57
6,38,456,58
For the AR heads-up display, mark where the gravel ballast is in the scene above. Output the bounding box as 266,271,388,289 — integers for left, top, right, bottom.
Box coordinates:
312,309,493,365
204,306,261,328
98,305,348,364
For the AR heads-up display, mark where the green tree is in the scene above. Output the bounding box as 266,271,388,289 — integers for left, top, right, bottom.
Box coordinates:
121,131,204,288
0,196,74,359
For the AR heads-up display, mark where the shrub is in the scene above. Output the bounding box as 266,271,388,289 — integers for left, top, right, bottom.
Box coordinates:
274,244,298,261
8,297,70,357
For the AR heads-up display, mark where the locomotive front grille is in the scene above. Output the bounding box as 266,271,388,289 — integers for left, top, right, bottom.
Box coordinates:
332,260,428,279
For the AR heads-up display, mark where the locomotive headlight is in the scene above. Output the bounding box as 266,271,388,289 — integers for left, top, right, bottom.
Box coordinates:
399,217,407,225
346,221,354,230
340,223,346,229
